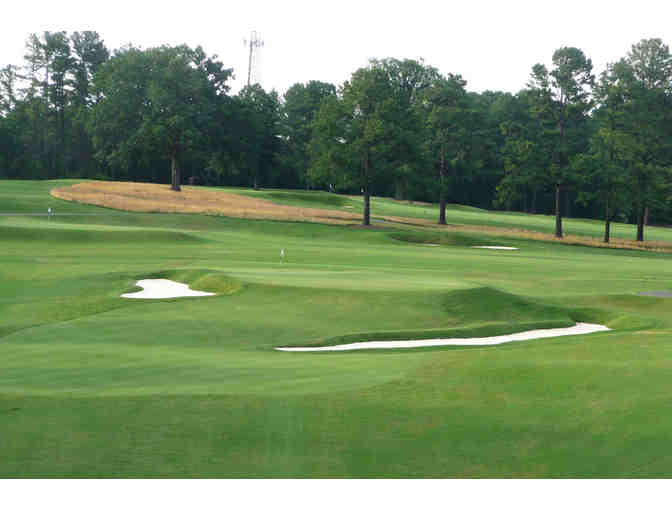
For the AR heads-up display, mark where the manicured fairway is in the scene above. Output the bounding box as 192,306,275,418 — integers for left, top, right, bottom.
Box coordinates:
2,180,672,477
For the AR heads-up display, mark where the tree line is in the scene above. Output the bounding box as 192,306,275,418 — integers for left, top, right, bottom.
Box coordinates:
1,32,671,241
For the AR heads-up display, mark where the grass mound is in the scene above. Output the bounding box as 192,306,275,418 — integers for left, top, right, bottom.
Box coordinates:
281,320,577,350
279,287,579,349
0,224,205,244
139,269,243,296
389,230,487,247
261,191,349,208
441,287,571,325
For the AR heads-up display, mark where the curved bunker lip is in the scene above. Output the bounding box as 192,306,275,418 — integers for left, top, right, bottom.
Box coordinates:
275,322,611,352
121,279,215,299
473,246,518,250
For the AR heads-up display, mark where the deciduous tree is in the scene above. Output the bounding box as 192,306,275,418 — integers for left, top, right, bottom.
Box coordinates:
90,44,232,190
310,65,397,224
281,81,336,188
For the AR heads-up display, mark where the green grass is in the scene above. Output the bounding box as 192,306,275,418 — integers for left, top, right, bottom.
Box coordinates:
2,179,672,477
220,184,672,242
0,179,105,213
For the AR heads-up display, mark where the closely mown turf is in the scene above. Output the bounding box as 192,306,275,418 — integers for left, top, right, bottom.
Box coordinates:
2,179,672,477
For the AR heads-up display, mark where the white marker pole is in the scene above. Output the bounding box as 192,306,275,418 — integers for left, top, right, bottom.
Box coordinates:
47,207,52,220
280,249,285,263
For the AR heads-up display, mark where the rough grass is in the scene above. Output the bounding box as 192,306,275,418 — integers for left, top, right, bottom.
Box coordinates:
450,224,672,253
52,181,361,224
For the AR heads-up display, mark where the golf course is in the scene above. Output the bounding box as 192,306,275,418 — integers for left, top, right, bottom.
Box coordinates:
3,179,672,477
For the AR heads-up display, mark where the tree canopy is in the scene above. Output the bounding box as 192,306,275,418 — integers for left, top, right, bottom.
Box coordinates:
90,44,233,190
2,32,672,239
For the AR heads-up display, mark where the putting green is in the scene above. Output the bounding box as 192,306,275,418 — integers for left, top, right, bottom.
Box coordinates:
2,179,672,477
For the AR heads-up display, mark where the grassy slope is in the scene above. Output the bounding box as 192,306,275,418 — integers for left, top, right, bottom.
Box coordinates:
226,186,672,242
1,180,672,476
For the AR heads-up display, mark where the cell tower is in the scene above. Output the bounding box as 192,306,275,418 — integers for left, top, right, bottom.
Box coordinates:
243,31,264,87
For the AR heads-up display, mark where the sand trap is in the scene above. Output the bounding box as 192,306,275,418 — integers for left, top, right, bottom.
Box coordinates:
275,322,610,352
473,246,518,250
121,279,215,299
639,291,672,298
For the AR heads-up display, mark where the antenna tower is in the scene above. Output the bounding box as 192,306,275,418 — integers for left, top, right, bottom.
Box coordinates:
243,31,264,87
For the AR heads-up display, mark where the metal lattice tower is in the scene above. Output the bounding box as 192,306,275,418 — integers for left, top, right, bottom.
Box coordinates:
243,31,264,87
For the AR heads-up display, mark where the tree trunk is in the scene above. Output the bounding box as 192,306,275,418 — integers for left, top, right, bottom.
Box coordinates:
438,145,447,225
439,194,447,225
362,154,370,226
394,180,403,200
363,188,371,226
644,206,650,226
531,189,537,214
637,207,645,242
603,198,610,244
171,152,181,191
554,183,563,238
44,62,50,177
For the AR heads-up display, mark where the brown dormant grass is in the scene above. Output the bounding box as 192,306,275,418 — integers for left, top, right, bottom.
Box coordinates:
51,181,362,224
431,224,672,253
52,181,672,252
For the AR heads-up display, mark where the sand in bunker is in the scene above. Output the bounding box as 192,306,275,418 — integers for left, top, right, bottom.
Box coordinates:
121,279,215,299
276,323,610,352
473,246,518,250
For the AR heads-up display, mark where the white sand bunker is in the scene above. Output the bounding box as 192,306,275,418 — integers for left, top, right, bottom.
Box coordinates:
121,279,215,299
275,322,610,352
473,246,518,250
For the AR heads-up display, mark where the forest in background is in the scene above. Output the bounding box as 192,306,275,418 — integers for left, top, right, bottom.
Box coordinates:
1,32,671,239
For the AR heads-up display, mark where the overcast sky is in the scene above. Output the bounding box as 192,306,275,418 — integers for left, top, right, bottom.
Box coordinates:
3,0,671,97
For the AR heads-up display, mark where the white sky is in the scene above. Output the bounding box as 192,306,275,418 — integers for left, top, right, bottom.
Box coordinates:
2,0,671,98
